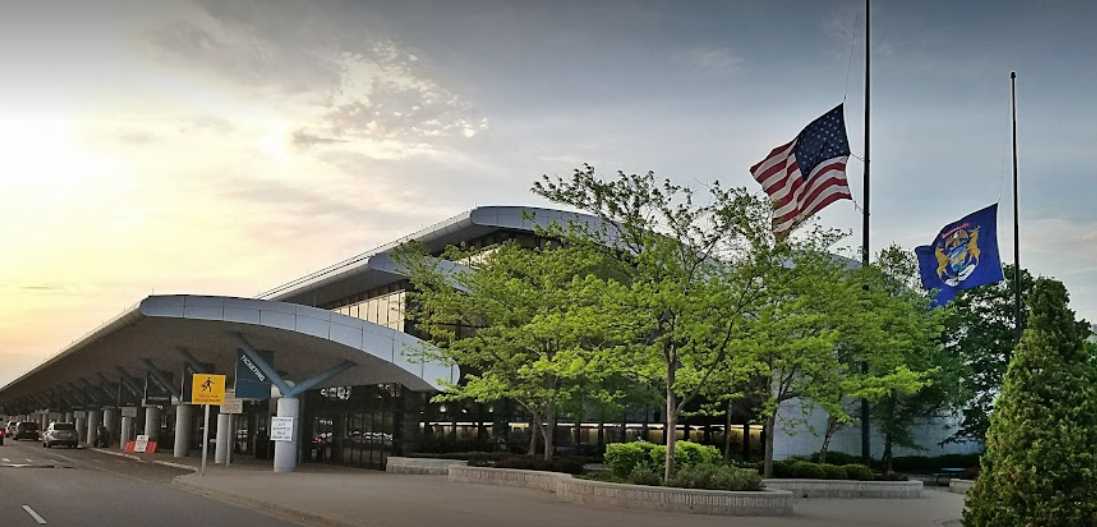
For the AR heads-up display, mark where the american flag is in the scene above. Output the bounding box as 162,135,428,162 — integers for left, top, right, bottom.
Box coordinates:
750,105,852,236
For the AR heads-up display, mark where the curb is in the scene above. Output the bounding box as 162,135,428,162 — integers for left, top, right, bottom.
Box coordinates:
90,447,199,473
171,476,358,527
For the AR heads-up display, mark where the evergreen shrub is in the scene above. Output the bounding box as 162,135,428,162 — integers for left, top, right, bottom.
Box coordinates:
964,279,1097,526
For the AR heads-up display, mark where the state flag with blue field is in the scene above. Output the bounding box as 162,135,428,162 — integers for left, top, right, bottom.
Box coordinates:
915,204,1005,306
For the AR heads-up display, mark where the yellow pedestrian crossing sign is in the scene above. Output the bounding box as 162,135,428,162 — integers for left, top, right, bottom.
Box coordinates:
191,373,226,405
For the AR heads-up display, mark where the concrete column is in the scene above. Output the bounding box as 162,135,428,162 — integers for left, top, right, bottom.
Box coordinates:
273,397,299,473
120,416,134,449
215,412,230,464
174,405,193,458
144,406,161,441
102,408,118,447
75,415,87,446
86,410,100,447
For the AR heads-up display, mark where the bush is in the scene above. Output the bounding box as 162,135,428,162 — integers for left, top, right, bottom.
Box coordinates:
649,440,721,468
626,462,663,486
667,463,762,492
604,441,658,477
809,451,862,466
486,455,586,474
788,460,825,479
819,463,848,480
841,464,875,481
605,440,718,477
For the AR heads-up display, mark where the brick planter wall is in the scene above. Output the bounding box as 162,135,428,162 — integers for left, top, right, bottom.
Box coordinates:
448,465,793,516
762,478,924,499
386,457,467,475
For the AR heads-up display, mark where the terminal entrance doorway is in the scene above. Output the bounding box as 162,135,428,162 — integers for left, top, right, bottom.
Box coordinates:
303,384,398,470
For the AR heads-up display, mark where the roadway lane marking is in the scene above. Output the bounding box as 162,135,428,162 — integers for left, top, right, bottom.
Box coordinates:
25,458,34,462
22,505,47,525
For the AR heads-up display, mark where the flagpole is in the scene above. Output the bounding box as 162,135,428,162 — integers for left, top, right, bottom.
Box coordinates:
860,0,872,464
1011,71,1021,341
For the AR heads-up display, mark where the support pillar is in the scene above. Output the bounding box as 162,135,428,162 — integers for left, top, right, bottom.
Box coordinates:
120,416,134,449
64,411,73,423
86,410,100,448
75,415,87,446
144,406,161,441
273,397,299,473
215,412,230,464
174,405,193,458
102,408,118,447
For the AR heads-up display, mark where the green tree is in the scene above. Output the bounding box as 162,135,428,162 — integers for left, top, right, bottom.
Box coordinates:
964,278,1097,526
944,265,1033,444
736,240,870,477
533,165,774,480
859,246,959,474
397,240,623,460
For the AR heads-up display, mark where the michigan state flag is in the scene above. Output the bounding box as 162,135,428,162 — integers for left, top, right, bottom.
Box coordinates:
915,204,1005,306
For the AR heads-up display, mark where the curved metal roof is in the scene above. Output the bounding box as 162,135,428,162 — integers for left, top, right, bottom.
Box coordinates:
257,205,610,307
0,295,456,412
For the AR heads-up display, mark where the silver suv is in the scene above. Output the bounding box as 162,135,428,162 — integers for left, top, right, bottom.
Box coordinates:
42,422,78,448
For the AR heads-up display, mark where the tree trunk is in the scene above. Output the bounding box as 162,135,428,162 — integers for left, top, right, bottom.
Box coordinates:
883,432,893,475
541,406,556,461
528,413,541,457
819,415,840,463
664,361,677,482
763,412,777,478
723,400,734,462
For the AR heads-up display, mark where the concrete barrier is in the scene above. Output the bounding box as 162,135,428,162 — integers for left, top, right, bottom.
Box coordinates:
448,465,793,516
948,479,974,495
762,478,923,499
386,456,466,475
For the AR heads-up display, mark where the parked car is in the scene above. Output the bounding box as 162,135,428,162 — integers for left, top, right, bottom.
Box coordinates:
13,422,41,441
42,422,78,448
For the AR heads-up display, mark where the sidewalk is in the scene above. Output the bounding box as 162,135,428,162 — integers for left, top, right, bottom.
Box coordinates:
92,447,271,473
172,469,965,527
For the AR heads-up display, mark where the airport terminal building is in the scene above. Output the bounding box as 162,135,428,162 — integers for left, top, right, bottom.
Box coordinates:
0,206,978,472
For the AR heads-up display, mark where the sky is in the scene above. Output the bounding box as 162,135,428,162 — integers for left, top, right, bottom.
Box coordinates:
1,0,1095,386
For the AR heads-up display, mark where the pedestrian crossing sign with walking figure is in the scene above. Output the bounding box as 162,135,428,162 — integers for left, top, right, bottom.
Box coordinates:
191,373,226,405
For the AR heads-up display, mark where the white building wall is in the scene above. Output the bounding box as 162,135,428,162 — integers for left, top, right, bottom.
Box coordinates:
772,397,983,460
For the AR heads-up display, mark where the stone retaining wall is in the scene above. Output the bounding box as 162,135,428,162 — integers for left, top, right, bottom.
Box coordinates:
386,457,467,475
448,465,793,516
762,478,923,499
948,479,974,495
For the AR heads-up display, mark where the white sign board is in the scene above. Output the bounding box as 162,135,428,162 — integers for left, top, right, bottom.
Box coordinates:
134,434,150,453
221,389,243,415
121,407,138,418
270,417,295,442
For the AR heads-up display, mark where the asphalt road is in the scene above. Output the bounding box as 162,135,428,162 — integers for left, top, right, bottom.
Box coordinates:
0,439,301,526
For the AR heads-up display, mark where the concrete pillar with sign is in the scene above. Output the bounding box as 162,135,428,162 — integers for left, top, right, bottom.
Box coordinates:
272,397,299,473
174,404,193,458
144,406,161,442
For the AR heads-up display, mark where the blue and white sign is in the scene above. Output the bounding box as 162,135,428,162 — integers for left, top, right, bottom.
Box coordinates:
234,350,273,399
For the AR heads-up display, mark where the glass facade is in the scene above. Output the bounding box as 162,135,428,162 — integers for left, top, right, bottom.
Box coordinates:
331,288,406,332
303,384,402,469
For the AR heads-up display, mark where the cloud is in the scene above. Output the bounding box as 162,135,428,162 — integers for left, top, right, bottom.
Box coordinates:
676,47,744,74
291,128,347,148
116,130,158,145
145,2,488,155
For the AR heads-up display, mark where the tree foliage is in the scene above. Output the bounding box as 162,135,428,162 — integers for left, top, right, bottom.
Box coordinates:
533,165,773,480
396,240,624,460
944,265,1033,445
964,278,1097,526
